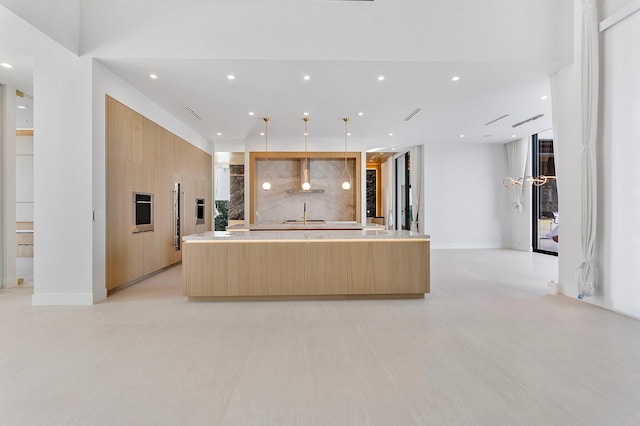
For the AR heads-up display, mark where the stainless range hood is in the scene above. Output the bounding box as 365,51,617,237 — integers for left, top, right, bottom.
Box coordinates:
286,159,325,193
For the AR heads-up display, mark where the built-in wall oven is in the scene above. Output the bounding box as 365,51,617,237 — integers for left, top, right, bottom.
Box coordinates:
132,192,154,233
196,198,205,225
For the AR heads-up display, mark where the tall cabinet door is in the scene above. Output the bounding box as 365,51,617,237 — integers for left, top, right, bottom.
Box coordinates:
228,243,268,296
389,241,429,294
347,242,389,294
308,242,347,295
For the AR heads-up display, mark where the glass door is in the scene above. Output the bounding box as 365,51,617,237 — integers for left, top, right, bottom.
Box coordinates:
532,134,558,255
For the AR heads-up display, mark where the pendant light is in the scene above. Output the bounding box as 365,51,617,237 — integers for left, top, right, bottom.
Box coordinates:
301,117,311,191
341,117,352,190
262,117,272,191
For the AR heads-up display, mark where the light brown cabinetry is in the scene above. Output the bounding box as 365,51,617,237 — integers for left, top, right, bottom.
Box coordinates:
308,242,347,295
106,96,212,291
183,242,227,296
347,241,389,294
389,241,429,294
268,243,307,295
227,243,268,296
183,237,429,300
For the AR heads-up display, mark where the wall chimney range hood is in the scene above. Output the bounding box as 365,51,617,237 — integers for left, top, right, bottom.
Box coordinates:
286,159,325,193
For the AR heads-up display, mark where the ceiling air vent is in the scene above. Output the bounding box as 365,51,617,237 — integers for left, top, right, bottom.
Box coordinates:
484,114,510,126
184,106,202,120
512,114,544,128
404,108,422,122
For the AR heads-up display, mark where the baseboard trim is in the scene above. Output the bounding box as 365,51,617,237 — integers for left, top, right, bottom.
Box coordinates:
430,243,505,250
2,277,19,289
32,293,94,306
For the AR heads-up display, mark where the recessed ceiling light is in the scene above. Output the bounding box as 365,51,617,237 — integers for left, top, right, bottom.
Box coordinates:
303,112,309,116
347,133,351,136
388,133,393,136
248,112,254,116
460,134,465,138
217,132,222,136
358,112,364,116
17,105,26,109
149,73,158,79
392,147,396,151
541,95,549,100
227,75,235,80
304,132,308,136
451,76,460,81
378,75,385,81
1,62,13,69
303,75,310,81
512,134,517,138
260,132,265,136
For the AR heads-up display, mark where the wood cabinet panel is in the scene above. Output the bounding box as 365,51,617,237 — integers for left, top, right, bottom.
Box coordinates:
347,242,389,294
153,168,175,270
143,230,155,276
132,162,153,193
173,135,184,176
200,149,211,181
130,232,144,280
183,243,227,296
106,97,132,159
182,176,196,238
308,242,347,295
142,117,157,162
389,241,429,294
268,243,307,295
155,128,174,172
131,113,144,164
106,156,133,289
227,243,268,296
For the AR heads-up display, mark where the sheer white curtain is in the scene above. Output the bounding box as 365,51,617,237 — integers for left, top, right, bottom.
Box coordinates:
505,138,528,214
410,145,423,233
577,0,599,298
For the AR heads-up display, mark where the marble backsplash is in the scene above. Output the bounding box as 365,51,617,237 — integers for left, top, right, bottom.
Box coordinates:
255,159,356,223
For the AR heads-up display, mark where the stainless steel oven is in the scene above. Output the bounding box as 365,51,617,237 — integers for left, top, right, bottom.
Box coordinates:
196,198,205,225
132,192,154,233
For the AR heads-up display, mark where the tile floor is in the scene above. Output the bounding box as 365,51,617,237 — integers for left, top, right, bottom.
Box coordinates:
2,249,640,425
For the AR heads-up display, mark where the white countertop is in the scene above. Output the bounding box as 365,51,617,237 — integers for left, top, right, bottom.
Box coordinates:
226,222,386,232
183,229,430,242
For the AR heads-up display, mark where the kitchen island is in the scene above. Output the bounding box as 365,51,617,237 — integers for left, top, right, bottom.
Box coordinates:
182,229,430,300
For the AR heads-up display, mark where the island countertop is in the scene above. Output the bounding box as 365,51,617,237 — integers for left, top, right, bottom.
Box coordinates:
225,221,386,232
183,229,430,242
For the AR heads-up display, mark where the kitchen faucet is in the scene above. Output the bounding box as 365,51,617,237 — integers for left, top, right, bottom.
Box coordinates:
303,202,307,225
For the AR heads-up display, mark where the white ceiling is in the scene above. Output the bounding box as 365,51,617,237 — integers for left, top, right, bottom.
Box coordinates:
0,0,572,150
101,58,553,150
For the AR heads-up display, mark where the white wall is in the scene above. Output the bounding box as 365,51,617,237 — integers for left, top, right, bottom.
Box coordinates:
423,143,509,249
551,0,640,318
32,55,93,305
600,9,640,317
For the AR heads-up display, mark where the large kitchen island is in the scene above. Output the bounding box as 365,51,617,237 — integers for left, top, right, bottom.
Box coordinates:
182,228,430,300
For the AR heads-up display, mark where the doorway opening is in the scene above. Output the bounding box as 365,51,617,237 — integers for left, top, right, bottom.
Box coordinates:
532,134,558,255
395,152,411,231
